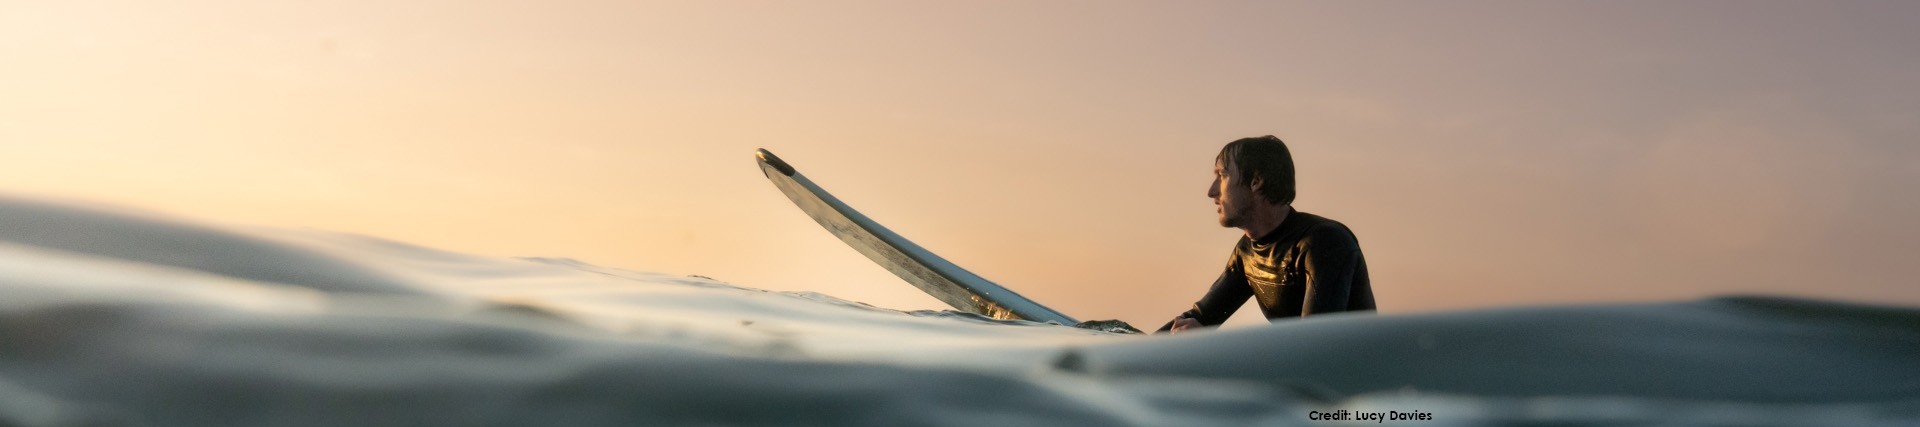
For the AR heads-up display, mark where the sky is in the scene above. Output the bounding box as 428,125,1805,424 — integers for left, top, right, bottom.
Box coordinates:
3,1,1916,330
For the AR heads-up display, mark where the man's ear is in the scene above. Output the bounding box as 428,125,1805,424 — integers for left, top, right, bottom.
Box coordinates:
1248,176,1264,192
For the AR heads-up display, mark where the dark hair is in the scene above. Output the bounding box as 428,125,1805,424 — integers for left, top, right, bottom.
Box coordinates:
1216,135,1296,205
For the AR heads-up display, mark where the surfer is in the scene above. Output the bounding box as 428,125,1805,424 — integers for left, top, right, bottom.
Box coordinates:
1158,136,1375,334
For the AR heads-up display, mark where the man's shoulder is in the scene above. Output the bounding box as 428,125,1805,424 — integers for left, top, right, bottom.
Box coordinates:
1287,210,1350,231
1250,210,1357,248
1289,211,1361,243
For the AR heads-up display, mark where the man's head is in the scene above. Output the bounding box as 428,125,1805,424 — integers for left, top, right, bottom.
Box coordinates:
1208,135,1296,228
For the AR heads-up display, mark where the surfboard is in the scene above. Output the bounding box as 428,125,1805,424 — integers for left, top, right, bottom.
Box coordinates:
754,148,1078,325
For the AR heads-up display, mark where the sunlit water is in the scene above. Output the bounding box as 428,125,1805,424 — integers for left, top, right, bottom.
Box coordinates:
0,194,1914,426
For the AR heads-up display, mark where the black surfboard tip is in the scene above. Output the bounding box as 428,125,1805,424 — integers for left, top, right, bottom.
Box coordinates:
756,148,796,177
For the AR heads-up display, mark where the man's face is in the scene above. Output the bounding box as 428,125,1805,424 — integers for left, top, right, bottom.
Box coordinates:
1209,158,1256,228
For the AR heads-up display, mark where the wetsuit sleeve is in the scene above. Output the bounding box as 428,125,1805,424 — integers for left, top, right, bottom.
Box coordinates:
1300,224,1363,316
1155,247,1251,333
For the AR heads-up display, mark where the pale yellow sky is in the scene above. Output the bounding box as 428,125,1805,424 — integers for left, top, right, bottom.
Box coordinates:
3,1,1916,329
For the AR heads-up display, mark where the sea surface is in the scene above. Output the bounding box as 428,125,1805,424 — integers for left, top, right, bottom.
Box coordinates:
0,194,1915,426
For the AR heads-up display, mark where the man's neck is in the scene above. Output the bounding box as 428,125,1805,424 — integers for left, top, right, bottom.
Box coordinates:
1240,204,1292,240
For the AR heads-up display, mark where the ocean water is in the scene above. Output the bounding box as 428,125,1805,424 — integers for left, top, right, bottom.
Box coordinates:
0,194,1915,426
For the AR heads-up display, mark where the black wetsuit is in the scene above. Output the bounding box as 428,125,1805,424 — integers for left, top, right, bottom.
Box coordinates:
1157,210,1375,333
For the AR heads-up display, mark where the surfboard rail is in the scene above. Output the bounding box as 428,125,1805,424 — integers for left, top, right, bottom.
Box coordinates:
755,148,1078,325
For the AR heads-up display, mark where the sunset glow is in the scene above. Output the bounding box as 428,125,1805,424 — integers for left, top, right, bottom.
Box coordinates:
4,1,1915,329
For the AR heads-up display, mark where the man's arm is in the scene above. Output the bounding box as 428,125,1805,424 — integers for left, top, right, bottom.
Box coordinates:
1300,224,1364,315
1155,251,1251,333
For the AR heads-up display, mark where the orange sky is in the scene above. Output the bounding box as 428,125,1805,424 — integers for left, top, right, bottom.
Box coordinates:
3,1,1917,329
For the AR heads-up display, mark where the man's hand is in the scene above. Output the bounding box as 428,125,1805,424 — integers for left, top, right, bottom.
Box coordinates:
1168,316,1201,334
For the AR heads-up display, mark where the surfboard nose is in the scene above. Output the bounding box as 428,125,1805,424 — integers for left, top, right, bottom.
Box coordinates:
756,148,796,177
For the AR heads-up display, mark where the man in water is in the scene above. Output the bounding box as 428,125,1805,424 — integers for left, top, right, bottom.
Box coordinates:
1159,135,1375,334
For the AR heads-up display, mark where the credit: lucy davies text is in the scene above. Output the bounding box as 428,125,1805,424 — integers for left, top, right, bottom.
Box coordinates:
1308,410,1433,423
